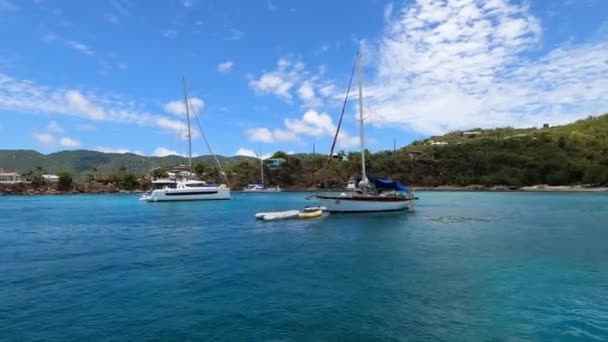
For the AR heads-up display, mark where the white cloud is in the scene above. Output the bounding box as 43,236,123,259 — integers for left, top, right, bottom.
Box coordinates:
183,0,192,8
297,79,322,108
235,148,271,159
163,97,204,115
42,34,95,56
249,73,294,100
0,73,198,139
154,147,183,157
59,137,80,147
362,0,608,134
33,132,54,145
244,109,358,148
284,109,335,137
245,128,274,143
249,57,335,107
217,61,233,73
47,120,64,133
95,146,143,155
66,90,106,120
248,58,308,101
65,40,94,56
32,131,80,148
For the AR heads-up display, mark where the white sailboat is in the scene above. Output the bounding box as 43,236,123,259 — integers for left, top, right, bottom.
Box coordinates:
140,78,231,202
242,153,282,192
315,51,415,212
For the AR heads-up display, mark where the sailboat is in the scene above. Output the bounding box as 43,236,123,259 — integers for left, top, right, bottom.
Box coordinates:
315,51,416,212
140,78,231,202
242,153,281,192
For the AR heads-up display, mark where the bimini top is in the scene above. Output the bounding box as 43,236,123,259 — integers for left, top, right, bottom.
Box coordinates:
369,177,410,193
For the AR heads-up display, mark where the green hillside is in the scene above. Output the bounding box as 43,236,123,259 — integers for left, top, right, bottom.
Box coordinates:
0,150,252,180
2,113,608,188
261,113,608,188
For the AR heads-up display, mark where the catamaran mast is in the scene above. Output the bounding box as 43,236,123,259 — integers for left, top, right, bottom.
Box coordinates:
259,148,264,187
182,77,193,173
356,50,367,187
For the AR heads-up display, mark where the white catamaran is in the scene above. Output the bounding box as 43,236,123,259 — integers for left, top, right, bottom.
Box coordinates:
315,51,416,212
140,79,231,202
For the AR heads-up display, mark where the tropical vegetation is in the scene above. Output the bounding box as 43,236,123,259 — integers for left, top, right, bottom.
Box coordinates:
2,114,607,192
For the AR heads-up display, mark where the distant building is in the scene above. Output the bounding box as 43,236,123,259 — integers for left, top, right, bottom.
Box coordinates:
543,123,550,129
462,131,482,138
0,172,24,184
264,158,286,168
429,141,449,146
42,174,60,183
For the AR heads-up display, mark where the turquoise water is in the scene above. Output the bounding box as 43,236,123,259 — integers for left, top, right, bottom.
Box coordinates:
1,192,607,341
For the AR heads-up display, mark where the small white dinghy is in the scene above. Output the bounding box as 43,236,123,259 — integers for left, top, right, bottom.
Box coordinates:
255,210,301,221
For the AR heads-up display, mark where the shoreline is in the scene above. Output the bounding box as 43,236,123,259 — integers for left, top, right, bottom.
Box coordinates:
3,185,608,196
413,185,608,192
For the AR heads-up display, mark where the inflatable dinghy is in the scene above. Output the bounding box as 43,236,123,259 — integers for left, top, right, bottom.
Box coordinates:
255,210,301,221
298,210,323,219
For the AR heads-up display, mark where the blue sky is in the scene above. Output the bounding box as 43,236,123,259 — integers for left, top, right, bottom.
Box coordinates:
0,0,607,158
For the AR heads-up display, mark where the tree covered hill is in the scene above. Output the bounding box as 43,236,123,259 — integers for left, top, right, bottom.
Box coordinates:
0,149,252,180
2,113,608,188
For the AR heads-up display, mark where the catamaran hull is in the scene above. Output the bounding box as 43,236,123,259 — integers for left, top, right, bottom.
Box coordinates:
141,188,231,202
316,196,413,212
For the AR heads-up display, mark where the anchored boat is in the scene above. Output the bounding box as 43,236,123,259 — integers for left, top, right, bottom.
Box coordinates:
314,50,416,212
141,78,231,202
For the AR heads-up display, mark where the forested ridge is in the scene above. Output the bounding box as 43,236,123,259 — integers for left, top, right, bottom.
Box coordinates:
2,114,608,191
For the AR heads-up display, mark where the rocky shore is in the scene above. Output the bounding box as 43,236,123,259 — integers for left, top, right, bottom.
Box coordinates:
4,183,608,195
1,183,144,195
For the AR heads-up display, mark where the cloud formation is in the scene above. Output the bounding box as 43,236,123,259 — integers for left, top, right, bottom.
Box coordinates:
59,137,80,147
163,97,204,116
245,109,359,148
235,148,271,159
154,147,183,157
42,34,95,56
217,61,233,73
363,0,608,134
32,132,80,147
95,146,143,155
249,57,334,106
0,73,194,139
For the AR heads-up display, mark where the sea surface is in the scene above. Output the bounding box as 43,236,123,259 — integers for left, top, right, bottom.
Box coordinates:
1,192,607,341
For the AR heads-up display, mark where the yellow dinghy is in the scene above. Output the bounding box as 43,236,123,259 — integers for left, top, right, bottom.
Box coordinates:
298,210,323,219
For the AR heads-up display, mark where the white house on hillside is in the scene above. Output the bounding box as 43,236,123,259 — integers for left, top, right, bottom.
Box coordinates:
42,174,60,183
0,172,24,184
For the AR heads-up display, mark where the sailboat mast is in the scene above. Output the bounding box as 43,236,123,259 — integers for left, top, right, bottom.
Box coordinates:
260,158,264,186
356,50,367,185
182,77,193,173
259,148,264,186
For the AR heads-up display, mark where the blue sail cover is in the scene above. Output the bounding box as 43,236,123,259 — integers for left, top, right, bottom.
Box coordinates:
369,177,410,193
